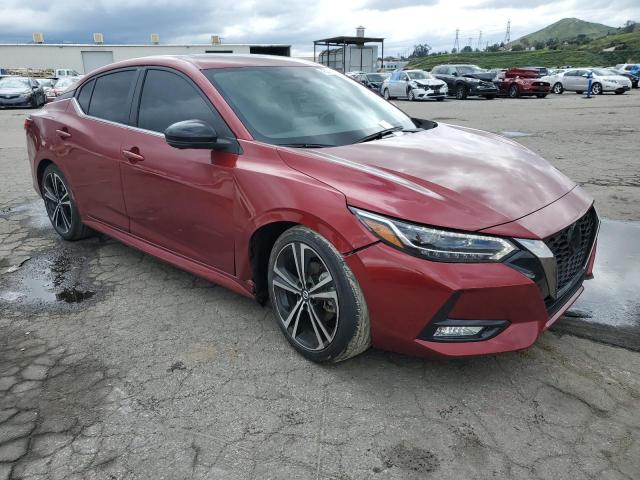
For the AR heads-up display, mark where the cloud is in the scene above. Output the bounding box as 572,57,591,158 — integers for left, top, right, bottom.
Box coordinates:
0,0,636,56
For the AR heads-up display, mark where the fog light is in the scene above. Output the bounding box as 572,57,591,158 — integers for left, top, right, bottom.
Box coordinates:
433,326,484,337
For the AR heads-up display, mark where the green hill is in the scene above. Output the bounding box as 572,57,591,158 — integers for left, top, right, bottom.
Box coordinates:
407,30,640,70
511,17,617,45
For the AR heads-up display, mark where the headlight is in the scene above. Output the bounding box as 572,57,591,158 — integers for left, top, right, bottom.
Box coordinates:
351,208,516,262
409,81,418,87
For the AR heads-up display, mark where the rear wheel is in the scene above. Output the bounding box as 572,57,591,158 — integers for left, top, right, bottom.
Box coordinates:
41,164,91,241
268,226,370,363
591,82,602,95
553,82,563,94
455,84,468,100
508,84,520,98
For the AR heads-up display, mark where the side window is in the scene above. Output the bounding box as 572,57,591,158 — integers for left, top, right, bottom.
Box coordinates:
88,70,136,124
76,80,95,113
137,69,231,136
400,73,408,81
432,67,441,74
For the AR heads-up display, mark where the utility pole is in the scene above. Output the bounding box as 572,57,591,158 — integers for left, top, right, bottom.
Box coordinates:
477,30,483,50
504,19,511,44
453,28,460,54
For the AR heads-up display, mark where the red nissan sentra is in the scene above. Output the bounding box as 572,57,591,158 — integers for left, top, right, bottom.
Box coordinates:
25,55,598,362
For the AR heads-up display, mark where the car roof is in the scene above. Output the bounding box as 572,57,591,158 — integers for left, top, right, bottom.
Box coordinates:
92,54,315,74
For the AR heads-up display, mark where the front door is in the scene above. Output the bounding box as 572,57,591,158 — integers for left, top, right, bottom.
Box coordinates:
120,68,237,273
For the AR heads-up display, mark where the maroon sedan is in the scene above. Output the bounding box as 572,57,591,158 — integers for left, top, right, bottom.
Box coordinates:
495,68,551,98
25,55,598,362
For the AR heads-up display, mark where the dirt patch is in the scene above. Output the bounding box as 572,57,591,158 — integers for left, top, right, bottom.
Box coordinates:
379,442,440,474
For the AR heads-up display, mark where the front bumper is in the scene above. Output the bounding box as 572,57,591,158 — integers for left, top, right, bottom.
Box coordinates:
469,84,498,96
345,193,597,358
0,95,32,107
411,86,447,99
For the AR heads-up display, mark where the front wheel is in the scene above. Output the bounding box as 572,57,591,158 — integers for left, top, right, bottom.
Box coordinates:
553,82,563,94
268,226,370,363
42,164,91,241
508,84,519,98
383,89,393,100
591,83,602,95
407,89,416,101
455,84,468,100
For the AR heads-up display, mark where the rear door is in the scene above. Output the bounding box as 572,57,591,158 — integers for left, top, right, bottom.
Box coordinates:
61,69,138,230
119,67,237,273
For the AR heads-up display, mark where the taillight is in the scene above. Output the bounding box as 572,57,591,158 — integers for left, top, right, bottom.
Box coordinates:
24,118,32,130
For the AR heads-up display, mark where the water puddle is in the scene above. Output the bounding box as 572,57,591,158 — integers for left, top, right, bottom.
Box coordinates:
567,219,639,328
500,131,535,138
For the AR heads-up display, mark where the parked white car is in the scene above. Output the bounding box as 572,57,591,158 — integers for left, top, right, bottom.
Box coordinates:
540,69,566,94
551,68,631,95
54,68,81,78
381,69,447,101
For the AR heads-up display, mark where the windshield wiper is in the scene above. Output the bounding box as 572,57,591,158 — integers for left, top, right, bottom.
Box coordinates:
355,126,421,144
279,143,334,148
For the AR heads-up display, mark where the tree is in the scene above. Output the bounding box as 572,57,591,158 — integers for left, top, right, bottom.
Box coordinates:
461,45,472,53
533,41,545,50
511,44,524,51
486,43,501,52
409,43,431,58
623,20,637,33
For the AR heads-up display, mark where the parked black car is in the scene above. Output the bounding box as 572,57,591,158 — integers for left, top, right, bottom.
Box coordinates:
431,64,498,99
0,76,46,108
607,68,639,88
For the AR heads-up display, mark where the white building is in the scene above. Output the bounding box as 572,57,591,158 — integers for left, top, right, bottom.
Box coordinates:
0,42,291,74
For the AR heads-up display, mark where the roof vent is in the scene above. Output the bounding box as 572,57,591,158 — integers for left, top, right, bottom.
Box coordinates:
32,32,44,44
93,32,104,44
356,26,365,37
211,35,221,45
150,33,160,45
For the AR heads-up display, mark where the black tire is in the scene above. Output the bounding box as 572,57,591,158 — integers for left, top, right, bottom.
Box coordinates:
268,226,370,363
41,164,91,241
508,84,520,98
407,88,415,101
484,95,495,100
455,84,468,100
536,94,547,99
553,82,563,94
436,97,445,102
591,83,602,95
383,89,394,100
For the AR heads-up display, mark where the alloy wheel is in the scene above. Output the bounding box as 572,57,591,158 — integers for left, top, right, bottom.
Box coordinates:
383,89,390,100
591,83,602,95
43,172,72,234
553,83,563,94
271,241,339,351
408,89,415,101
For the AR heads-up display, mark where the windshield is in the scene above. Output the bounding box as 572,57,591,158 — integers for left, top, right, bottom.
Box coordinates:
204,66,415,147
0,78,30,89
457,66,484,74
407,71,433,80
592,69,615,76
54,78,75,88
366,73,386,81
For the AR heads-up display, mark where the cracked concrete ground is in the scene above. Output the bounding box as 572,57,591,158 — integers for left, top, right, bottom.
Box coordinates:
1,93,639,479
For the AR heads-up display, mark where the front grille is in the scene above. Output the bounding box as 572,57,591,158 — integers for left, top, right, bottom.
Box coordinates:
544,208,597,292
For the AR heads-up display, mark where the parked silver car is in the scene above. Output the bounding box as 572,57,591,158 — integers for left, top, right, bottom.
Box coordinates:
552,68,631,95
381,69,447,101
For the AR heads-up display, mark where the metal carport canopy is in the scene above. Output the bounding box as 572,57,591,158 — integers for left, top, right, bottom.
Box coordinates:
313,35,385,72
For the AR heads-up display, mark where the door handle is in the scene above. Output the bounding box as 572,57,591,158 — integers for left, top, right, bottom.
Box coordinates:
122,149,145,163
56,128,71,139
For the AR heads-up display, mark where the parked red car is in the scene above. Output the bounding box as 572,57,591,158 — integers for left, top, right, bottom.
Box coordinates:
495,68,551,98
25,55,598,362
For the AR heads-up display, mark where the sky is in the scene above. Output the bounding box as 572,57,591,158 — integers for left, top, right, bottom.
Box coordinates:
0,0,638,57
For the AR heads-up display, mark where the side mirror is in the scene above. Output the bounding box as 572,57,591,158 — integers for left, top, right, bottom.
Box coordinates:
165,120,220,150
452,71,458,77
32,85,39,90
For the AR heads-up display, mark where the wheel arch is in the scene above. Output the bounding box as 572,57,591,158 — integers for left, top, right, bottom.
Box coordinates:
35,158,55,194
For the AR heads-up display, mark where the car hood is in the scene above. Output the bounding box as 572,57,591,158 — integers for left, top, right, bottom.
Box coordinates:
0,87,30,95
412,79,445,88
277,123,576,232
462,72,496,81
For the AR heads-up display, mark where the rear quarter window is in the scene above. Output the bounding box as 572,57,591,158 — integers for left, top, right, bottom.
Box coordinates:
76,80,95,113
88,70,136,124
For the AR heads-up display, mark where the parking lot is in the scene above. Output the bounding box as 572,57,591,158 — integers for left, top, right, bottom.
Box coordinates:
1,91,639,480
